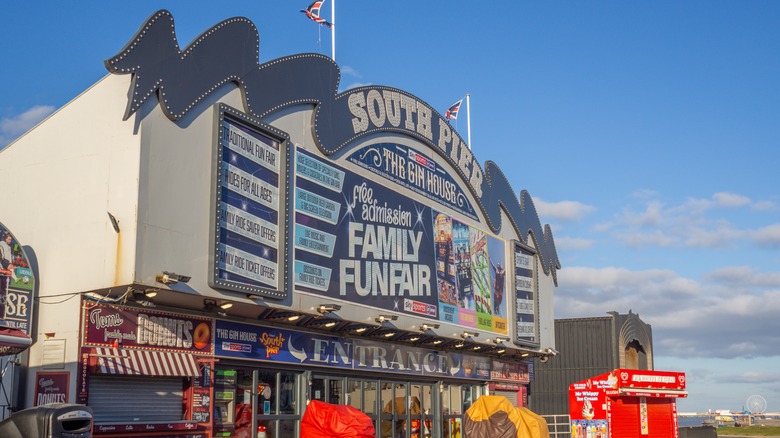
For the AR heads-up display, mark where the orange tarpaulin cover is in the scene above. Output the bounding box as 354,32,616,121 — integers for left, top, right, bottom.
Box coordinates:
300,400,376,438
464,396,549,438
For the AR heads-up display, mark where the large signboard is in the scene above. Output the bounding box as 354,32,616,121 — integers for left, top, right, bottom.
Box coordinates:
210,107,288,299
514,243,538,346
0,222,34,334
293,149,509,334
347,143,478,221
82,302,214,354
214,319,491,380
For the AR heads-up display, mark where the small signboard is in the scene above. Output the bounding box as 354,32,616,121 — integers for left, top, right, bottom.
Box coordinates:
0,222,35,337
34,371,70,406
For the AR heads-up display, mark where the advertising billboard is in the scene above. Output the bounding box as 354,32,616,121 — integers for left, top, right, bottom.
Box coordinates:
293,148,509,335
210,106,289,299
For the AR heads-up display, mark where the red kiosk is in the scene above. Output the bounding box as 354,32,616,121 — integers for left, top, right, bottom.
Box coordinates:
569,369,687,438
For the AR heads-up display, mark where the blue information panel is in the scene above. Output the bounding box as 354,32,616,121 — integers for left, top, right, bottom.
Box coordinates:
514,243,537,346
211,110,286,298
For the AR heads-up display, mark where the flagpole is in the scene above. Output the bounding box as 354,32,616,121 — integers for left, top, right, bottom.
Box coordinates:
466,94,471,149
331,0,336,62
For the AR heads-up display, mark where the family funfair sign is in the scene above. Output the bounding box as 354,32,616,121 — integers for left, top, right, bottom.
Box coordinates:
106,10,560,342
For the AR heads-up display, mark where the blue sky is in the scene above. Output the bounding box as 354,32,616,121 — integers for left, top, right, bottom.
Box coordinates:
3,1,780,414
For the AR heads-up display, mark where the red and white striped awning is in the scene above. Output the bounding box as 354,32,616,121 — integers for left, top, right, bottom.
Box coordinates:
90,347,201,377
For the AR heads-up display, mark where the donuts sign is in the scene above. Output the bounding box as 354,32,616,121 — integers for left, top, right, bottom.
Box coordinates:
82,302,213,354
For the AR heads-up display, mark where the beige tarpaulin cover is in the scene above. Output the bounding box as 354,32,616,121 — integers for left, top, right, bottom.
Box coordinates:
464,395,550,438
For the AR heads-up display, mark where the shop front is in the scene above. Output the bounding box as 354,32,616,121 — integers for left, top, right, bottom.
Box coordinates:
78,301,215,438
210,318,489,438
569,369,687,438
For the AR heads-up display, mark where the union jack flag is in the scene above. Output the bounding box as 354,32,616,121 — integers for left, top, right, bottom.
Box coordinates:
445,99,463,120
301,1,333,28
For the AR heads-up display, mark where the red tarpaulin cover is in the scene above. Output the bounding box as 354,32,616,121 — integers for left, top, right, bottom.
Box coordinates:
301,400,376,438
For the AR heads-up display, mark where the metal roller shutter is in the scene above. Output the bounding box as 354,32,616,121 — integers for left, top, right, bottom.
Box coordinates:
495,390,519,406
90,375,184,423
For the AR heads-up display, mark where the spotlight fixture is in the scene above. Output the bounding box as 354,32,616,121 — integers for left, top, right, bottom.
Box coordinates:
317,304,342,314
342,324,372,334
544,347,560,356
127,289,156,307
218,302,233,310
460,331,479,339
496,348,506,354
539,356,550,363
204,299,227,317
492,336,510,344
375,315,398,324
419,324,440,331
307,318,339,328
156,271,191,285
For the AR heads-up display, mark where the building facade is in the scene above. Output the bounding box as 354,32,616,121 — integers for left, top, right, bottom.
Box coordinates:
529,311,654,417
0,9,561,438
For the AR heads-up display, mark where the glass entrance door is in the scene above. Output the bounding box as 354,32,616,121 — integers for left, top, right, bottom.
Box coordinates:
312,374,481,438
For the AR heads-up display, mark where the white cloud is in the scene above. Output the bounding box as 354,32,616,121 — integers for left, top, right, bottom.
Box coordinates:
750,224,780,248
712,192,751,207
341,81,372,91
553,236,594,252
555,265,780,359
617,200,664,227
532,197,595,222
339,65,361,78
707,266,780,288
0,105,55,147
605,192,779,250
752,200,778,211
614,229,677,247
683,192,752,213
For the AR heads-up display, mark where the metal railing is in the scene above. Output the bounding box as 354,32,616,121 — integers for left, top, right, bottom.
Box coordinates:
542,414,571,438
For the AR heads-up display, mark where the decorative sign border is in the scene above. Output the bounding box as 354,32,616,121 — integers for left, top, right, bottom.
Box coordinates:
513,241,539,348
209,104,291,299
105,10,561,281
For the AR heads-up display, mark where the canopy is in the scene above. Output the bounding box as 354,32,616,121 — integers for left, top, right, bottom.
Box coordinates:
0,327,32,356
301,400,375,438
464,395,549,438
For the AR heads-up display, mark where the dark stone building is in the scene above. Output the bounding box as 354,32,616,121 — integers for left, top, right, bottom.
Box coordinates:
529,311,654,416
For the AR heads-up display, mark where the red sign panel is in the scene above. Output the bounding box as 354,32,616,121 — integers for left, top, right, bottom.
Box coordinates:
490,360,530,383
34,371,70,406
82,302,214,354
615,369,686,390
